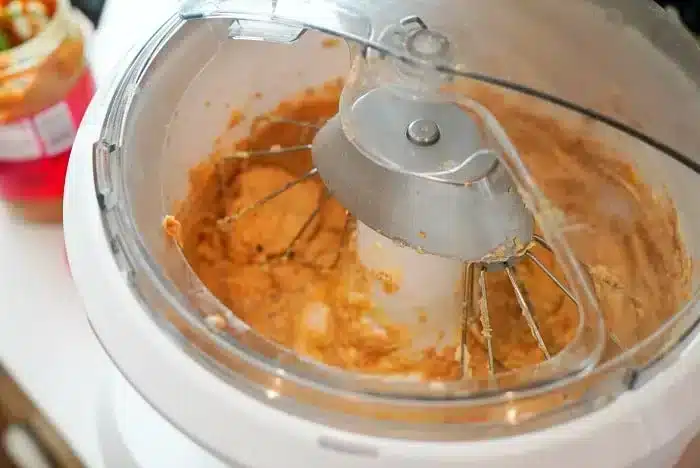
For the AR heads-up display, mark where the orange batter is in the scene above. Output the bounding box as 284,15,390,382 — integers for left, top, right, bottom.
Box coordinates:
165,79,691,381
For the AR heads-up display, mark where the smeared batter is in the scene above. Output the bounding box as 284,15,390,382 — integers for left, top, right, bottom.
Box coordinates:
165,79,691,381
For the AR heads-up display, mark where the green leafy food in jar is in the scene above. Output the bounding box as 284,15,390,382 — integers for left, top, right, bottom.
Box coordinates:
0,30,9,51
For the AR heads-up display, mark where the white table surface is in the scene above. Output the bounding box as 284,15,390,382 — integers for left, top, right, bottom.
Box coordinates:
0,1,176,466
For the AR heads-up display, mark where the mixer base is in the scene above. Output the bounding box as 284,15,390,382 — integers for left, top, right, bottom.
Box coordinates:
94,362,700,468
96,368,240,468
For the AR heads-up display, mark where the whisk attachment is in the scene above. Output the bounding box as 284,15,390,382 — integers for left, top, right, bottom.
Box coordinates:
214,94,603,380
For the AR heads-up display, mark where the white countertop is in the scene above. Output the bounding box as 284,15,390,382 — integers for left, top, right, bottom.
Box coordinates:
0,1,176,466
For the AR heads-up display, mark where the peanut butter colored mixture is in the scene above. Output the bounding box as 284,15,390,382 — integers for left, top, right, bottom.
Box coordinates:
166,79,691,381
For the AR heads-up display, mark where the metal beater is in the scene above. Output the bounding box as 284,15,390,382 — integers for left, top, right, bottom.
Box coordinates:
216,16,590,379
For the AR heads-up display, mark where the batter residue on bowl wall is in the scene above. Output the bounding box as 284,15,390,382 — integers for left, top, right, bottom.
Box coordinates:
164,79,691,381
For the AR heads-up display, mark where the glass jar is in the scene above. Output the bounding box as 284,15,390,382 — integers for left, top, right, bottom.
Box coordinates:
0,0,94,223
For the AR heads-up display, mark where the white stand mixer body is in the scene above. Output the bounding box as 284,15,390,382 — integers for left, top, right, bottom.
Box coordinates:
64,7,700,468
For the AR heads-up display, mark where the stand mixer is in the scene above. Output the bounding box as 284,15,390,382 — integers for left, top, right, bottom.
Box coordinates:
63,0,700,466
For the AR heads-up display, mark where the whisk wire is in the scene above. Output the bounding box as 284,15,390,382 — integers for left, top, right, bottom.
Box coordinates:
506,266,551,359
264,117,323,129
329,211,352,269
460,263,476,378
532,235,626,351
526,251,577,304
478,267,496,376
534,234,552,251
281,190,332,259
218,167,319,227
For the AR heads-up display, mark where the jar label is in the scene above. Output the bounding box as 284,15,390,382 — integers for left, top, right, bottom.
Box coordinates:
0,120,43,160
0,69,95,201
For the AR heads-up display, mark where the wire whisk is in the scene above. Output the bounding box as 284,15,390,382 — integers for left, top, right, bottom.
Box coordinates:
216,116,621,380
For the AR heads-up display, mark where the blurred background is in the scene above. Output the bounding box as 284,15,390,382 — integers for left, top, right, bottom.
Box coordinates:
68,0,103,27
657,0,700,32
